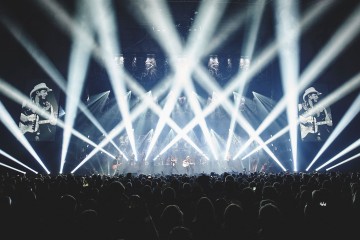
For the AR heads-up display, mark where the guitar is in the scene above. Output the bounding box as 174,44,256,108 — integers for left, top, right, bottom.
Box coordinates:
19,114,54,134
299,115,332,138
182,160,194,168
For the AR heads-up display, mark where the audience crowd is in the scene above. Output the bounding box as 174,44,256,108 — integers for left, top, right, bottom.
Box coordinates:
1,170,360,240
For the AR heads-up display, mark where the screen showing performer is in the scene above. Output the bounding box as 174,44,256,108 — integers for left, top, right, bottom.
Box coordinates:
18,82,59,141
298,86,333,142
112,155,123,176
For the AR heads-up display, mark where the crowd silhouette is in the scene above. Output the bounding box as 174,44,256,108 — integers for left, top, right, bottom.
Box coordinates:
1,170,359,240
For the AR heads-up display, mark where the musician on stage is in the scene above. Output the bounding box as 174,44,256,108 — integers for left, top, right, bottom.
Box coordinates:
170,155,179,174
183,156,194,175
298,87,333,141
112,155,122,176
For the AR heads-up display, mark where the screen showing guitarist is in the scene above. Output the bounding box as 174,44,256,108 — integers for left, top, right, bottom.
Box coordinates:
298,87,333,142
19,83,58,141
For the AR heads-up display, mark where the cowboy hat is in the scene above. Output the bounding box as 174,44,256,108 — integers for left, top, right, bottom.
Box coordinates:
30,83,52,98
302,87,321,101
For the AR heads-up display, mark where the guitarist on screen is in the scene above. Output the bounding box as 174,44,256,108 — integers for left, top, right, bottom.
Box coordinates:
298,87,333,142
19,83,57,141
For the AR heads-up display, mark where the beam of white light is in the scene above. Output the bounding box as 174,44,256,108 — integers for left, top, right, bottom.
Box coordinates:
171,1,226,159
243,126,290,160
194,65,287,171
140,0,220,157
207,0,336,160
0,79,115,161
128,0,182,57
143,81,210,161
74,60,203,172
316,138,360,172
142,71,183,161
95,0,248,165
136,84,209,161
145,88,179,161
87,0,137,161
304,72,360,121
73,90,209,172
243,71,360,161
86,91,108,106
142,0,228,160
61,3,92,174
144,56,187,151
34,0,332,173
143,0,335,169
90,91,111,113
209,130,222,159
137,129,152,151
150,2,348,171
129,0,227,160
0,101,50,174
225,1,266,159
0,149,38,174
225,92,247,159
307,94,360,171
326,152,360,171
0,15,121,171
234,1,360,160
0,162,26,175
70,82,181,172
242,0,266,59
298,4,360,93
245,73,360,162
224,129,234,161
186,90,218,160
212,129,227,150
155,0,228,161
30,0,211,170
206,0,263,57
30,0,133,159
275,0,300,171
